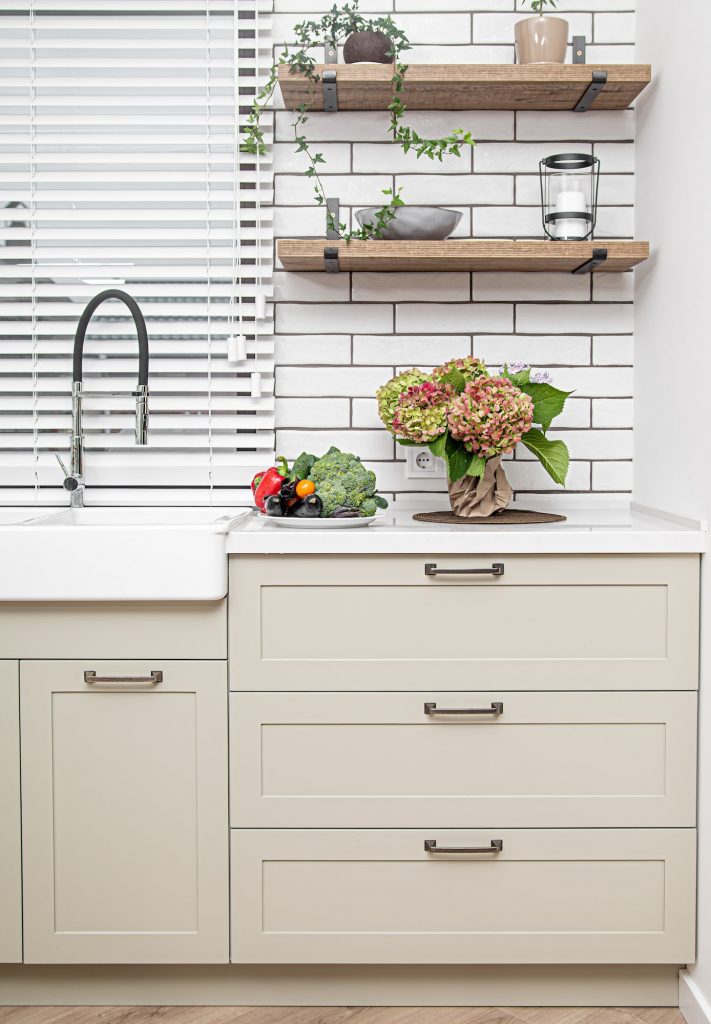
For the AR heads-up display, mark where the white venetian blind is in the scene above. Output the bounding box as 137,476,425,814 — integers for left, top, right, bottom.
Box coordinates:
0,0,274,505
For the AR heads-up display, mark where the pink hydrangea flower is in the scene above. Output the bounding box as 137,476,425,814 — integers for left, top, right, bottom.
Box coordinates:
392,380,450,444
447,376,534,459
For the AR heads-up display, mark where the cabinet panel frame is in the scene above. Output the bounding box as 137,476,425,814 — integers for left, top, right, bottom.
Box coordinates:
0,661,21,964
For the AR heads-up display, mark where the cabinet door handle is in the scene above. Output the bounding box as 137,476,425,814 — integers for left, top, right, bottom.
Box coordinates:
84,670,163,686
424,701,503,716
424,839,503,854
424,562,504,577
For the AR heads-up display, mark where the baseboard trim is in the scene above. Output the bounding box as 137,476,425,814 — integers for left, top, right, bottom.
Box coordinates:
680,971,711,1024
0,964,681,1007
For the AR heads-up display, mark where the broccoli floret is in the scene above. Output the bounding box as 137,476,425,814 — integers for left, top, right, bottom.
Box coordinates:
310,448,387,517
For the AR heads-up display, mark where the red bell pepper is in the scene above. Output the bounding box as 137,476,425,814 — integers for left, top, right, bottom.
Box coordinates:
252,457,289,511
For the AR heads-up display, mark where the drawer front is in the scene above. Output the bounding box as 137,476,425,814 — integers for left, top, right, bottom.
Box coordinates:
230,828,696,965
228,555,699,691
230,690,697,828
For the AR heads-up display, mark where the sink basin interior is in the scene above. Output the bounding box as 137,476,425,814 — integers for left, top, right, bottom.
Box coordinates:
24,507,249,528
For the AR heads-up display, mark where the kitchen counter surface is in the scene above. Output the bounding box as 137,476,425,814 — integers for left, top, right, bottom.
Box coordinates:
227,503,706,555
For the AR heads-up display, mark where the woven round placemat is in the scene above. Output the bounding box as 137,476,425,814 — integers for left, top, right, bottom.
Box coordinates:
413,509,567,526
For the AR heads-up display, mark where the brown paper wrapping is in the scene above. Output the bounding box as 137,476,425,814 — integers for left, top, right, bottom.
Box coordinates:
447,456,513,518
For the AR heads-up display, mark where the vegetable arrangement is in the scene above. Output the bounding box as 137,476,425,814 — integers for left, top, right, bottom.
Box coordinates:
251,447,389,520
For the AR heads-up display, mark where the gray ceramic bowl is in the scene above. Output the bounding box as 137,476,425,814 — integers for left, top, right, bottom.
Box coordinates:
355,206,462,241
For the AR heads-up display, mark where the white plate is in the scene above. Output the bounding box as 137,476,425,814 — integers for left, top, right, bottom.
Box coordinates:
259,512,384,529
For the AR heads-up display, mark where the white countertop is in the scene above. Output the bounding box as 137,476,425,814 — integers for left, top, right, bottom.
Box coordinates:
227,503,707,555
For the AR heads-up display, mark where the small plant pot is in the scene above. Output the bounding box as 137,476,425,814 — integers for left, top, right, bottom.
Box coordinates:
343,30,394,64
448,456,513,518
514,15,569,64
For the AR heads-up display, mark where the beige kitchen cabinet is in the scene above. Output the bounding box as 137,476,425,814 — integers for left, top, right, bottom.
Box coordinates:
0,661,21,963
231,827,696,965
230,689,697,828
20,659,229,964
229,554,699,691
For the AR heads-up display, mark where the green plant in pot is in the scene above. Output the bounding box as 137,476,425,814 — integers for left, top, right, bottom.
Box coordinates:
241,0,475,241
515,0,570,65
377,357,572,518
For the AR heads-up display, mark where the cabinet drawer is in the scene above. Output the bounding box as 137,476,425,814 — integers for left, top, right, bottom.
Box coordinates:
228,555,699,691
0,662,21,963
230,828,696,965
230,690,697,828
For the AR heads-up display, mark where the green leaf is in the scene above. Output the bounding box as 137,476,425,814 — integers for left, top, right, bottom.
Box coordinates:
445,442,469,483
428,433,447,458
503,366,531,387
466,453,487,478
522,382,573,432
521,428,569,486
373,494,389,509
291,451,317,480
395,437,420,447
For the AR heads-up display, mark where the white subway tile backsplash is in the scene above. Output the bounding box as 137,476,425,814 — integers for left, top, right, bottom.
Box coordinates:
516,110,635,142
353,143,472,174
354,333,471,364
594,12,636,44
592,461,633,491
516,303,633,334
276,303,393,335
476,334,591,366
270,4,638,499
396,302,514,333
277,366,391,398
274,335,352,365
275,398,351,428
352,273,470,302
277,429,395,460
585,44,635,62
593,335,633,366
473,272,590,302
592,398,634,428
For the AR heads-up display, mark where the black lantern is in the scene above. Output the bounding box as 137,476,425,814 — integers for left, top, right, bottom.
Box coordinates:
539,153,600,241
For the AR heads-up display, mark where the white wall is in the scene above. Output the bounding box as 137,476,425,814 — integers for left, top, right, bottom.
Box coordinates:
634,0,711,1012
274,1,636,504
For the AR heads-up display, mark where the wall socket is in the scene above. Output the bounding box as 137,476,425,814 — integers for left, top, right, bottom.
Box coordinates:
405,446,446,479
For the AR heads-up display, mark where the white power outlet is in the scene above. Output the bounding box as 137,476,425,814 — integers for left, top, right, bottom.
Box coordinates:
405,446,446,479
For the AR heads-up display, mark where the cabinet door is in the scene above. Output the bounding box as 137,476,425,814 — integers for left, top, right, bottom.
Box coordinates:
21,660,228,964
231,828,696,965
0,661,21,963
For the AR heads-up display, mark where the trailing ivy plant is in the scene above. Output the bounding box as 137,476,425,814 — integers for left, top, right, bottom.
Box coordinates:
241,0,475,240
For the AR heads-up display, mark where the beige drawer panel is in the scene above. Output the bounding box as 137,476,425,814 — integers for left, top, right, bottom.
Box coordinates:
230,690,697,828
230,828,696,965
0,662,21,963
0,600,226,659
228,555,699,690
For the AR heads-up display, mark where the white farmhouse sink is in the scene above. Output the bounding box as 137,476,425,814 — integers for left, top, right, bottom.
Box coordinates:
0,506,249,601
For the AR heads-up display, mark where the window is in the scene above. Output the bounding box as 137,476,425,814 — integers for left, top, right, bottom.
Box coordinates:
0,0,274,504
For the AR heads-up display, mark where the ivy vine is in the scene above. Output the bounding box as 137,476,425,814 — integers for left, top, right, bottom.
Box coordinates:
241,1,475,240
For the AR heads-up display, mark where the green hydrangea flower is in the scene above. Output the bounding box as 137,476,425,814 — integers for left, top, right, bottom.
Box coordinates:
376,368,430,433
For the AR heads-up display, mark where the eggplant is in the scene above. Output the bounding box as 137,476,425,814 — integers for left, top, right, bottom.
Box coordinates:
263,494,285,517
291,494,323,518
330,505,362,519
279,478,299,503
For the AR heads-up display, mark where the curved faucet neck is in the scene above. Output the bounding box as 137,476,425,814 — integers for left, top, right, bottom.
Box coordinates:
72,288,149,386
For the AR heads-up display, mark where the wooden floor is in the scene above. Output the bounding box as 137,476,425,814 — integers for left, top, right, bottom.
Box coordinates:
0,1008,686,1024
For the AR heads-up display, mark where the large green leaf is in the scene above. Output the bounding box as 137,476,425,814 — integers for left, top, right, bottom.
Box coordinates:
428,433,447,458
522,382,573,432
467,453,487,478
445,441,470,482
502,365,531,387
521,428,569,485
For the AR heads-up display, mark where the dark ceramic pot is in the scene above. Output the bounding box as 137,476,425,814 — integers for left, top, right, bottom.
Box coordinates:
343,30,394,64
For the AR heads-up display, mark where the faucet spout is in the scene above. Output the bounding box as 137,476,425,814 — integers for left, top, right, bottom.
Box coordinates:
64,289,151,505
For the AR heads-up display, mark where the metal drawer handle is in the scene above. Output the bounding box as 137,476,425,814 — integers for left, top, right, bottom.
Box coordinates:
84,670,163,686
424,562,504,577
424,701,503,716
425,839,503,854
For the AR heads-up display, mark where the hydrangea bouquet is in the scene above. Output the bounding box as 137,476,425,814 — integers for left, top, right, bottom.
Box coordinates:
376,356,571,517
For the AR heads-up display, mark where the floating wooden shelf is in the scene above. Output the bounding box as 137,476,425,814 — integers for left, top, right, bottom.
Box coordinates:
277,239,650,274
277,63,651,112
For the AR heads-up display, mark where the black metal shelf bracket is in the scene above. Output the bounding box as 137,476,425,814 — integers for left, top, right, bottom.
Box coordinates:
572,35,586,64
324,40,338,63
573,69,607,112
322,69,338,112
324,246,340,273
326,197,340,240
572,247,608,274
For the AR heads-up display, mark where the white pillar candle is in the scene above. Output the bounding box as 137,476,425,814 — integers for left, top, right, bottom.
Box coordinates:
553,189,588,239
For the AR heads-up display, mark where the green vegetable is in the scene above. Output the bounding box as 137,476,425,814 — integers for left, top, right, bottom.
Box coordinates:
291,451,317,481
309,447,388,517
